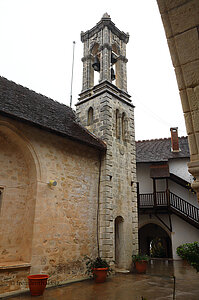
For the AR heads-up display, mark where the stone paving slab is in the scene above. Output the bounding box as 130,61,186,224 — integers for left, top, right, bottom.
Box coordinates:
4,260,199,300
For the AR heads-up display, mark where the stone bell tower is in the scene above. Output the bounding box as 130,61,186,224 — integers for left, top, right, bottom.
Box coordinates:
76,13,138,269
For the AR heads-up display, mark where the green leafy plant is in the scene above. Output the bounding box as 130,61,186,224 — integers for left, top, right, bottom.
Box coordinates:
132,253,149,262
176,242,199,272
84,256,112,278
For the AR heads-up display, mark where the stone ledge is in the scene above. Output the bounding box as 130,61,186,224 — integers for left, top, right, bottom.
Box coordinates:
0,261,31,270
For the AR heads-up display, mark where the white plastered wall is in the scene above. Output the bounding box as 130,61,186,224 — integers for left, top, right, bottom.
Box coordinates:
137,160,199,259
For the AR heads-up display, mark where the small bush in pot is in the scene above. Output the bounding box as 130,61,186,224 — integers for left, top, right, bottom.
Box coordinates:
176,242,199,272
132,254,149,273
84,256,112,283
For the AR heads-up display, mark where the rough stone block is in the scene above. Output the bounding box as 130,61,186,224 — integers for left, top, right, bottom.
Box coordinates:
157,0,188,14
168,0,199,35
174,66,186,90
160,12,173,39
191,110,199,132
188,133,198,155
175,28,199,65
182,60,199,88
184,112,194,134
187,87,199,111
167,37,180,67
180,89,190,113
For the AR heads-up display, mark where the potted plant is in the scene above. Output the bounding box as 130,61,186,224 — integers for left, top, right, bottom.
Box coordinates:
84,256,112,283
27,274,49,296
132,254,149,273
176,242,199,272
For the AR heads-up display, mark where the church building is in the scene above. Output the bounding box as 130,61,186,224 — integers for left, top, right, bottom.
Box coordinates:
0,14,138,297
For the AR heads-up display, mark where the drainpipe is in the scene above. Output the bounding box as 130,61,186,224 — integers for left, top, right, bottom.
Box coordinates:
97,151,102,257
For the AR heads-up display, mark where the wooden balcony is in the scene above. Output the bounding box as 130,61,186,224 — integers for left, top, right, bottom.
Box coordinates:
138,191,199,229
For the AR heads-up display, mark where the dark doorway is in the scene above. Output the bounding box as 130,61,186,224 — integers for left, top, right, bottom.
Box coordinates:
115,216,124,267
139,223,172,258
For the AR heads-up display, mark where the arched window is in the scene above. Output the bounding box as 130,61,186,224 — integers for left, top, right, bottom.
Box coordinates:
87,107,94,126
122,112,128,141
116,109,120,138
122,112,126,140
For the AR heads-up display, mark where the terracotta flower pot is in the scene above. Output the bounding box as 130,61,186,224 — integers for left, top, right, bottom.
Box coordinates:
93,267,108,283
27,274,49,296
135,261,147,273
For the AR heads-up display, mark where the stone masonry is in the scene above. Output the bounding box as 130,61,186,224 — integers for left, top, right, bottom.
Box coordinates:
157,0,199,200
0,115,101,295
76,14,138,269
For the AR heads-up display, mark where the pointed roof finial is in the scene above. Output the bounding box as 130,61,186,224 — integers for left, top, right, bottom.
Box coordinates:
102,12,111,19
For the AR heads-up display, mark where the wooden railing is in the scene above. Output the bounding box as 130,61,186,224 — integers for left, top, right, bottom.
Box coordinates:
139,191,168,207
139,191,199,226
170,192,199,223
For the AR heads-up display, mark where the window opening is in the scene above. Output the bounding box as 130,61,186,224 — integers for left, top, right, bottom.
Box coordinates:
116,109,120,138
88,107,94,126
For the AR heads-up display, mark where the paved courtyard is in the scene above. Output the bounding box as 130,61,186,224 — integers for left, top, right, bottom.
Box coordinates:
4,260,199,300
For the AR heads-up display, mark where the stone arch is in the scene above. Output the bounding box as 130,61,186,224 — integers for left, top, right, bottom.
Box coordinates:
139,222,172,258
114,216,124,268
0,121,40,262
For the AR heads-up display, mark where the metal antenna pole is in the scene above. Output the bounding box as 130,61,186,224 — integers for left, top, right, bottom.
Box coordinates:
70,41,76,108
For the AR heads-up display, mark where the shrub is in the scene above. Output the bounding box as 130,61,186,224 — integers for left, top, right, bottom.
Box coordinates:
176,242,199,272
132,254,149,262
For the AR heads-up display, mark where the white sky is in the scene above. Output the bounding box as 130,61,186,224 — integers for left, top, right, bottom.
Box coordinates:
0,0,187,141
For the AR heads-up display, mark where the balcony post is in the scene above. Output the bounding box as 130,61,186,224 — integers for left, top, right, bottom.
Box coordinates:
166,178,170,207
153,178,157,207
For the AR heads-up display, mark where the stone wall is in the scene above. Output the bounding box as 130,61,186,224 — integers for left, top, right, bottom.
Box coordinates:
76,82,138,269
157,0,199,198
0,115,100,294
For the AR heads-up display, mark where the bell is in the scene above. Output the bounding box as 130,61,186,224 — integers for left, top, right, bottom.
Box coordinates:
92,56,100,72
111,68,116,81
111,52,117,65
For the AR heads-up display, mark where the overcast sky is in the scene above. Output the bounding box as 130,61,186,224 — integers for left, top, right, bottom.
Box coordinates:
0,0,187,140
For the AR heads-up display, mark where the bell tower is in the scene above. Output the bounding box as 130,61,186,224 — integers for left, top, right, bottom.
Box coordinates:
80,12,129,93
76,13,138,269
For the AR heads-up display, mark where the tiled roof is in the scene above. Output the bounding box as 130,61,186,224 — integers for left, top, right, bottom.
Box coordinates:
0,76,106,151
136,137,190,163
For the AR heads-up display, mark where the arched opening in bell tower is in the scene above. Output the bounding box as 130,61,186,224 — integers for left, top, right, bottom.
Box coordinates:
111,44,119,86
91,43,100,86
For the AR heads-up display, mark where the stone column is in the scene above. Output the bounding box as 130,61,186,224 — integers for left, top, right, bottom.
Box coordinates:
99,27,111,82
157,0,199,200
81,55,94,91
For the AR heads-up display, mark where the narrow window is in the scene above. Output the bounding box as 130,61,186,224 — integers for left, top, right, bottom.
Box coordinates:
88,107,94,126
122,112,125,140
116,109,120,138
122,112,128,141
